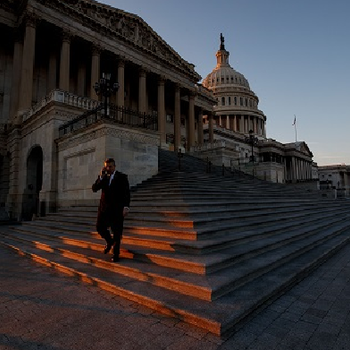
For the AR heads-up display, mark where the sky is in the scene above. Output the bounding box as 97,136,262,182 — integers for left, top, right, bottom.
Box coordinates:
101,0,350,166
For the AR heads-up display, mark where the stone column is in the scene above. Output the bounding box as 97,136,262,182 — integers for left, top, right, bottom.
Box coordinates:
174,84,181,151
239,115,244,133
9,30,23,123
187,91,195,150
233,115,237,132
209,114,214,143
157,76,166,147
263,121,266,137
17,14,37,120
117,59,125,108
47,52,57,92
226,115,230,129
218,115,222,127
90,44,100,100
243,116,247,133
138,68,147,113
59,31,71,91
197,109,204,146
77,62,86,96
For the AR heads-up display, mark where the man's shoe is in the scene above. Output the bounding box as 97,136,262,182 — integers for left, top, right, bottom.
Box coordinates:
110,256,119,263
103,242,113,254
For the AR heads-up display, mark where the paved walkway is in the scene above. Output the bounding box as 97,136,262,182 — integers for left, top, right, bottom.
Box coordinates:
1,243,350,350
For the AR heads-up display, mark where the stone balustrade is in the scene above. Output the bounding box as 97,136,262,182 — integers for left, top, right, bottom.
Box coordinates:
23,90,99,122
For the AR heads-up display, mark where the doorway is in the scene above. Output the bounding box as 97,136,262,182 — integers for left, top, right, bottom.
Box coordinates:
23,146,43,220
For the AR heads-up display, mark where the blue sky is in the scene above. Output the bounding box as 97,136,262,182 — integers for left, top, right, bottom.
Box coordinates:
101,0,350,165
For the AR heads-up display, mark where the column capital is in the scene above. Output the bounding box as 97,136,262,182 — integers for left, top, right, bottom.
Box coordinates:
188,89,197,98
61,30,73,43
139,66,149,76
174,82,181,92
117,57,126,67
22,11,39,29
13,27,23,43
91,42,102,55
158,75,166,85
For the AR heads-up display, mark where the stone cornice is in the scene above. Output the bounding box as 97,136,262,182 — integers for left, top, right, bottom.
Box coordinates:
0,0,16,13
34,0,200,82
56,122,159,152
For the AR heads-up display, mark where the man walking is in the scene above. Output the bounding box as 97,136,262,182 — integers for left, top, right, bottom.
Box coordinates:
92,158,130,262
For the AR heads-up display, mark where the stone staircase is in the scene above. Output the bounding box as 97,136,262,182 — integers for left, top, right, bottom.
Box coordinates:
1,150,350,337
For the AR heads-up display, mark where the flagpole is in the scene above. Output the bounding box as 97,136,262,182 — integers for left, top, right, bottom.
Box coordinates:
293,115,298,142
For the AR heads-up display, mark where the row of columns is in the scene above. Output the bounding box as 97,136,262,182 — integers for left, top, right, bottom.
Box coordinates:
10,15,205,151
217,114,266,137
289,157,313,181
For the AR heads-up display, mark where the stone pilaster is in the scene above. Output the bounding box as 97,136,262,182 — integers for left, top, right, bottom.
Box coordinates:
6,127,22,219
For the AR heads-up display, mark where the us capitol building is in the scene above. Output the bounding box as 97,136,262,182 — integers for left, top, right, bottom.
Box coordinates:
0,0,330,221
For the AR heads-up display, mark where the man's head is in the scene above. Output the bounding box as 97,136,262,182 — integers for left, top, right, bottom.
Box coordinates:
104,158,116,175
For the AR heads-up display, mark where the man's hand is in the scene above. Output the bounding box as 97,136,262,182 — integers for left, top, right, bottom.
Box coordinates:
123,207,130,217
100,167,108,176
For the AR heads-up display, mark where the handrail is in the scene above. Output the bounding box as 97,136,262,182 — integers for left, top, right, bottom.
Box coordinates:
59,103,158,137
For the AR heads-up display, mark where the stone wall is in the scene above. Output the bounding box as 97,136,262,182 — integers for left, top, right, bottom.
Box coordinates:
56,121,159,208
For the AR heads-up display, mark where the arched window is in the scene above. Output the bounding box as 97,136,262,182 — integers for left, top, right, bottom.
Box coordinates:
228,97,231,105
234,97,237,105
221,97,225,106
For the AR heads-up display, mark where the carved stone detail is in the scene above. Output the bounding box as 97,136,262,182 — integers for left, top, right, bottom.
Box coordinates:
57,125,158,151
62,30,73,43
23,10,39,28
35,0,199,79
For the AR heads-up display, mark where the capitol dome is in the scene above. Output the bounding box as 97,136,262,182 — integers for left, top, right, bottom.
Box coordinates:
202,35,250,90
202,34,266,138
203,65,250,90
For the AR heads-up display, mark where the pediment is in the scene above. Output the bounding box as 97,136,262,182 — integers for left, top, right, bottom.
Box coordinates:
36,0,200,80
285,141,313,157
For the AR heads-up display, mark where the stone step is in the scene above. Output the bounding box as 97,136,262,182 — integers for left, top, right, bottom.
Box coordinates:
56,200,342,220
0,214,346,302
6,211,350,276
32,207,350,244
1,224,349,336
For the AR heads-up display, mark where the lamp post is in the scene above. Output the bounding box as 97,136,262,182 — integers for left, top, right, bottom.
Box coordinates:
245,129,259,163
177,148,183,171
93,73,119,117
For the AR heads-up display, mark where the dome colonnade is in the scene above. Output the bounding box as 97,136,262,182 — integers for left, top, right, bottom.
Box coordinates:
202,33,266,138
199,34,314,185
